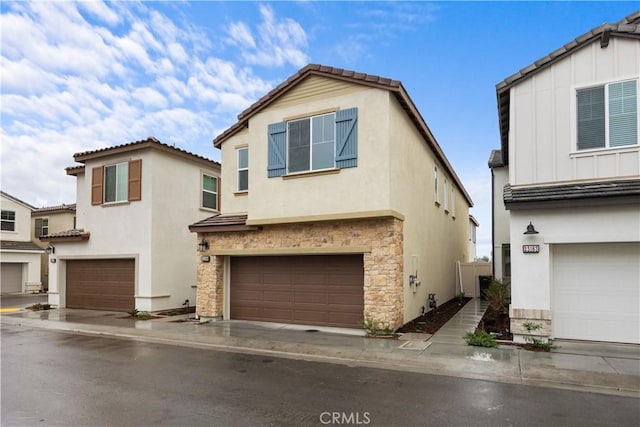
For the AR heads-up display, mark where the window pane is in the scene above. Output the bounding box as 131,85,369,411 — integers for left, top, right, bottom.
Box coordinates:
1,210,15,220
577,87,605,150
312,141,334,170
1,221,13,231
609,81,638,147
116,163,128,201
203,174,217,192
238,170,248,191
202,191,216,210
104,165,117,202
288,119,310,172
238,148,248,169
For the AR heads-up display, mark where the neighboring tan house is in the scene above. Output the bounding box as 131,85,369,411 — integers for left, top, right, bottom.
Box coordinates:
190,64,473,330
491,11,640,344
1,191,44,293
31,203,76,289
41,137,221,312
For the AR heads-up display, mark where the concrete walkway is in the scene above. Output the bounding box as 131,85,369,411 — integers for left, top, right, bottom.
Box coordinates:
1,298,638,397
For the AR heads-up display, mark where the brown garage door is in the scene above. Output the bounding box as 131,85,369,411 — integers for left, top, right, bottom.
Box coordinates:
66,259,135,311
1,263,23,293
230,255,364,328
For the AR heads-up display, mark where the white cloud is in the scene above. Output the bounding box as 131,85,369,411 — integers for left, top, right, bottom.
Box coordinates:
227,22,256,49
78,0,121,26
231,4,309,67
0,1,277,207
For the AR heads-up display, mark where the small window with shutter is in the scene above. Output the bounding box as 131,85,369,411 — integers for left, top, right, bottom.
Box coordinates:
91,159,142,205
267,107,357,177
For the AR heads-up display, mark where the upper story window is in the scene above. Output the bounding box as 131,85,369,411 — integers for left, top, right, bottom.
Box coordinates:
444,178,449,212
434,166,439,204
451,187,456,218
104,162,128,203
237,148,248,192
267,107,358,177
288,113,335,173
577,79,638,150
202,174,218,210
1,210,16,231
35,218,49,237
92,159,142,206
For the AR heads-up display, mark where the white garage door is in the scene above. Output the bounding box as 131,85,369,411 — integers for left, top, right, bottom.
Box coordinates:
553,243,640,344
1,263,23,293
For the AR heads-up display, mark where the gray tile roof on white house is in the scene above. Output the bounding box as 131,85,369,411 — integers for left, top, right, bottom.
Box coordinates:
495,11,640,167
503,179,640,210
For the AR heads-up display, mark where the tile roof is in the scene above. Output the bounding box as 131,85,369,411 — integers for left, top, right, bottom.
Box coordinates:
33,203,76,214
212,64,473,207
503,179,640,209
0,240,45,252
487,149,504,168
65,165,85,176
189,214,254,233
0,190,37,210
71,137,220,168
496,11,640,166
40,229,90,241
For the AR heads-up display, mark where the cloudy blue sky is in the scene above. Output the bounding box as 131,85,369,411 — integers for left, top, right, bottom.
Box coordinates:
1,1,637,258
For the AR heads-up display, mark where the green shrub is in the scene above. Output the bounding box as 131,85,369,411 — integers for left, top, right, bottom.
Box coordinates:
484,279,510,313
464,330,497,347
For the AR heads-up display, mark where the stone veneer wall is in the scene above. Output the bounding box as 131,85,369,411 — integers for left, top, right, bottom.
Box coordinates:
196,217,404,328
509,306,552,343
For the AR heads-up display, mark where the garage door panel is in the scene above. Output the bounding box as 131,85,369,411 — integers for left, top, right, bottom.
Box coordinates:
553,243,639,344
66,259,135,312
1,263,23,293
230,255,364,328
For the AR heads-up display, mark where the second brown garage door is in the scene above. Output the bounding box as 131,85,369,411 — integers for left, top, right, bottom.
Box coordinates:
230,255,364,328
66,259,135,311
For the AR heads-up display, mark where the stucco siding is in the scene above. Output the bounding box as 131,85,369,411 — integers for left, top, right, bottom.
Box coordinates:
509,204,640,311
234,79,392,221
387,95,470,322
220,128,249,215
148,151,220,309
492,167,510,281
509,37,640,186
1,196,32,241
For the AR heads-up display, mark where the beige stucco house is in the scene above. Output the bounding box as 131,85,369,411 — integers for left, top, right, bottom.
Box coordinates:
190,65,473,330
42,137,221,312
490,12,639,344
31,203,76,289
1,191,44,293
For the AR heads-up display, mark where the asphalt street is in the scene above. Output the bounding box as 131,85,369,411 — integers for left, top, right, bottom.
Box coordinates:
0,293,47,309
2,324,639,427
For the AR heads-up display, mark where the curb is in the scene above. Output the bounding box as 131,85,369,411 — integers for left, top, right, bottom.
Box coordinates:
2,315,638,398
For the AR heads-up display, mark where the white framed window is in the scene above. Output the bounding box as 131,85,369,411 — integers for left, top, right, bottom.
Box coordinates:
451,187,456,218
287,112,335,173
434,166,439,204
202,174,218,210
1,210,16,231
576,79,638,150
237,148,248,192
104,162,128,203
35,218,49,237
444,178,449,212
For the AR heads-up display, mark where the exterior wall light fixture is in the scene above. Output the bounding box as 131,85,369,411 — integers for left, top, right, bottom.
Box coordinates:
524,222,539,235
46,244,55,255
198,239,209,252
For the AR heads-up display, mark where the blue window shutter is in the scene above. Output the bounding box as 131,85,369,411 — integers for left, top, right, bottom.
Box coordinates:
267,122,286,177
335,107,358,168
